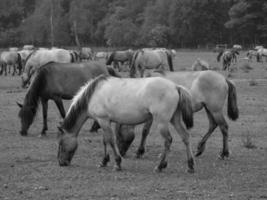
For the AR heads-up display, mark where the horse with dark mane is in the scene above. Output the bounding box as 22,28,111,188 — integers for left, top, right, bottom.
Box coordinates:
17,61,119,136
103,70,239,159
57,75,195,173
106,49,134,71
130,48,174,77
217,49,239,71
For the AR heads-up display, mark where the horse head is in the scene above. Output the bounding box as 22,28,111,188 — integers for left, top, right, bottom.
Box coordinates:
17,102,35,136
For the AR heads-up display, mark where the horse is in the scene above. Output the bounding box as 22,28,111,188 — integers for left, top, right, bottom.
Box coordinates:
57,75,195,173
21,48,73,87
80,47,93,61
23,45,34,50
129,49,174,77
217,49,239,72
106,49,134,71
94,51,110,61
246,50,259,62
17,61,119,137
256,47,267,62
191,58,209,71
110,70,239,160
0,51,23,75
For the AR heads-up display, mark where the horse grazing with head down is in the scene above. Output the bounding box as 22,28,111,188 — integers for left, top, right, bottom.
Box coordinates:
17,61,119,137
108,70,239,160
106,49,134,71
57,75,195,173
217,49,239,72
0,51,23,76
130,48,173,77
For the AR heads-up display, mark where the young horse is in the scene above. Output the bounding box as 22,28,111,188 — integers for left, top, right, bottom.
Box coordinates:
217,49,239,72
129,49,173,77
21,48,73,87
57,75,195,173
113,70,239,159
17,61,118,136
106,49,134,71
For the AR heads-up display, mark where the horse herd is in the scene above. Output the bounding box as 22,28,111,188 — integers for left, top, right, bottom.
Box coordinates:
7,44,244,174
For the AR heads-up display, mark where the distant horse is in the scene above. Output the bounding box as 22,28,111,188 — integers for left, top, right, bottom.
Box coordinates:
94,51,110,61
191,58,209,71
217,49,239,71
80,47,93,61
17,61,119,136
106,49,134,71
23,45,34,50
112,70,239,159
256,47,267,62
0,51,23,75
57,75,195,173
129,49,174,77
246,50,258,62
21,48,73,87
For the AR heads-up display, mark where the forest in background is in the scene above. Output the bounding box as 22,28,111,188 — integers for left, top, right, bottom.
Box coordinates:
0,0,266,48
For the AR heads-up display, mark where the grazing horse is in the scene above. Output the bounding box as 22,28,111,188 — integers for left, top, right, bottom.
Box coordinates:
112,70,239,159
246,50,259,62
57,75,195,173
129,49,174,77
217,49,239,71
0,51,23,75
191,58,209,71
106,49,134,71
80,47,93,61
17,61,119,136
256,47,267,62
21,48,73,87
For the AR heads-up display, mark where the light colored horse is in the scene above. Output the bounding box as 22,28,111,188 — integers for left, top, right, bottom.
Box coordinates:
80,47,93,60
57,75,195,173
9,47,19,51
233,44,242,50
21,48,72,87
94,51,110,61
23,45,34,50
0,51,23,75
191,58,209,71
114,70,239,160
256,47,267,62
130,49,174,77
246,50,258,62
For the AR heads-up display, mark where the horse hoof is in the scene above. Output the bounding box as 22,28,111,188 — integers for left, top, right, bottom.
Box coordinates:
218,151,230,160
135,148,145,158
187,168,195,174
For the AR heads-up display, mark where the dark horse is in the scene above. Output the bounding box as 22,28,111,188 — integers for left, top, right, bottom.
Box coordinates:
106,49,134,71
17,61,119,136
217,49,239,71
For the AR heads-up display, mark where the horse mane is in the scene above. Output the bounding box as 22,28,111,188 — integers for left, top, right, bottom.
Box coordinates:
63,75,109,131
106,51,115,65
129,50,140,77
17,53,23,70
18,66,48,126
165,51,174,71
24,50,37,64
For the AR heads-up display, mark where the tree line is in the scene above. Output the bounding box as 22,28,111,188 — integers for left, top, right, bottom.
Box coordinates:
0,0,266,48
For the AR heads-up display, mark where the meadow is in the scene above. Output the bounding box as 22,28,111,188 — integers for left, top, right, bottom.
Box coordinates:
0,50,267,200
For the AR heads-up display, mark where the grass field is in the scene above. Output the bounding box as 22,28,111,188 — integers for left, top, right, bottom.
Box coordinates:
0,50,267,200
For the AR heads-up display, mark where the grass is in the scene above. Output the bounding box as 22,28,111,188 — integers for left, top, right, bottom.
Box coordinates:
242,131,257,149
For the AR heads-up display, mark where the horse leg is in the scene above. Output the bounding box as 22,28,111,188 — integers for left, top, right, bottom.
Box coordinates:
97,119,122,171
89,121,101,132
136,118,153,158
153,122,172,173
54,99,66,118
215,113,230,159
195,106,218,157
12,65,16,76
41,98,48,136
171,113,194,173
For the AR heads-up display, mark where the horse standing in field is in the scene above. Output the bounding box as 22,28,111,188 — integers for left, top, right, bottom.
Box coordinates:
57,75,195,173
106,49,134,71
191,58,210,71
256,47,267,62
0,51,23,76
110,70,239,159
21,48,73,87
17,61,119,136
129,49,174,77
217,49,239,72
94,51,110,61
246,50,259,62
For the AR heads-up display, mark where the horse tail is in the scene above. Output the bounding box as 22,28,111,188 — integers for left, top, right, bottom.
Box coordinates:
129,51,139,78
18,67,47,126
175,86,194,129
226,79,239,121
106,52,114,65
17,53,23,72
217,51,223,62
70,52,75,63
107,66,121,77
166,51,174,71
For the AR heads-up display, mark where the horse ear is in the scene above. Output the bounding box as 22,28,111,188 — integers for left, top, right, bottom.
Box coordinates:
16,101,23,108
